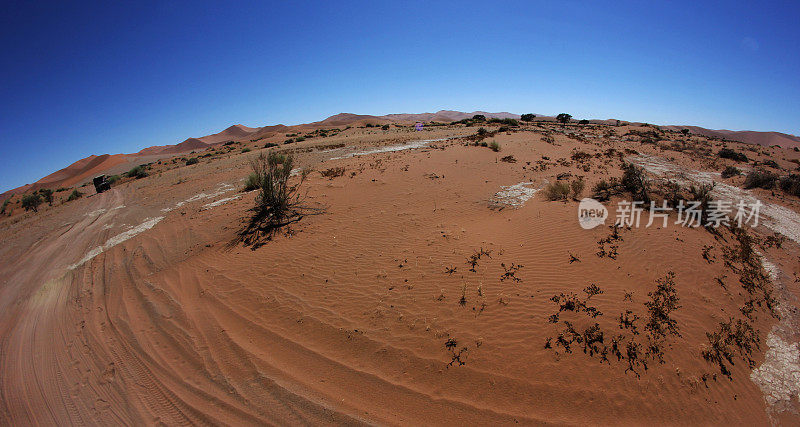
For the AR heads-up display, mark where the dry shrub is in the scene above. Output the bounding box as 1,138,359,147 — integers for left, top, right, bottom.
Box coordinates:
544,181,571,201
237,152,320,248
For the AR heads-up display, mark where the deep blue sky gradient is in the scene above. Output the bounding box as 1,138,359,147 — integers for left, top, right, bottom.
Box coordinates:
2,1,799,192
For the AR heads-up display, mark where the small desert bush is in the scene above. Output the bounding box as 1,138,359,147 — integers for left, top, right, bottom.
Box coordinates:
238,152,318,248
721,166,741,178
621,163,650,203
689,183,715,220
0,198,9,215
264,142,279,148
126,165,148,179
381,124,389,130
718,148,748,162
243,172,261,192
185,157,199,165
39,188,53,206
489,141,500,152
570,179,585,199
743,169,777,189
544,181,571,201
320,167,346,179
477,127,488,136
107,174,120,185
21,193,42,212
592,178,621,202
295,136,306,142
779,174,800,197
67,189,83,201
761,159,779,169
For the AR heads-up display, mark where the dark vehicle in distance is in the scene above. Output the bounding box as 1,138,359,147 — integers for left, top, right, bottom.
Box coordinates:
93,175,111,193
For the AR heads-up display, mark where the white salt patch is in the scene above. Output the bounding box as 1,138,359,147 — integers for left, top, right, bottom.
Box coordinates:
750,332,800,408
629,155,800,245
201,195,241,209
328,138,450,160
493,182,539,208
68,216,164,270
162,182,235,212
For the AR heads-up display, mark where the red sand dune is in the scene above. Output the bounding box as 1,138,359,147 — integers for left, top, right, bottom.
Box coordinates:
4,111,799,201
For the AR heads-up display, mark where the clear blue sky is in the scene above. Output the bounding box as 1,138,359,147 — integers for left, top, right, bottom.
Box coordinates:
2,1,799,193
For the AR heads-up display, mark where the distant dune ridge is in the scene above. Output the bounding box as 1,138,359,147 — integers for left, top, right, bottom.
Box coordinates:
2,110,798,199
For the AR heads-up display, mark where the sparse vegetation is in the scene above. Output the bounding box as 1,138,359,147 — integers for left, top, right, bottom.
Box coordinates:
570,179,585,200
521,113,536,122
644,272,681,338
488,141,500,152
320,167,346,179
243,172,261,192
544,181,571,201
237,152,317,248
779,174,800,197
185,157,199,165
721,165,741,178
556,113,572,126
67,189,83,201
126,165,149,179
21,193,42,212
743,169,777,189
39,188,53,206
621,163,650,203
718,148,748,162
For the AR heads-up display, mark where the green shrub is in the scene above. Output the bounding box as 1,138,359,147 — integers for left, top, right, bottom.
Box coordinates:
779,174,800,197
689,183,715,218
556,113,572,125
238,151,317,247
295,136,306,142
472,114,486,122
265,142,279,148
107,175,120,185
592,179,620,202
544,181,571,201
39,188,53,205
381,124,390,130
284,138,294,144
578,119,589,125
501,118,519,126
489,141,500,152
67,189,83,201
185,157,199,165
721,166,741,178
521,113,536,122
744,169,777,189
761,159,779,169
718,148,748,162
243,172,261,192
570,179,585,199
477,127,488,136
1,198,10,215
126,165,148,179
21,193,42,212
621,163,650,203
241,148,251,153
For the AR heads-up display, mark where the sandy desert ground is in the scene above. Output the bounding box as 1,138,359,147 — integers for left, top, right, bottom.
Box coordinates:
1,120,800,425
